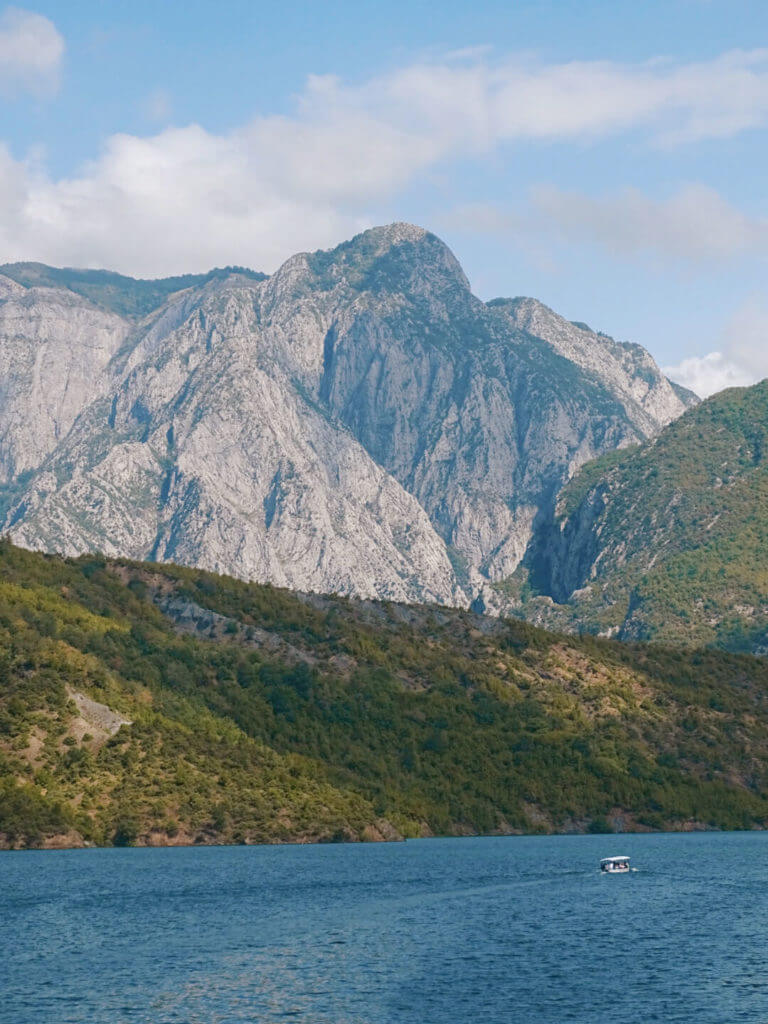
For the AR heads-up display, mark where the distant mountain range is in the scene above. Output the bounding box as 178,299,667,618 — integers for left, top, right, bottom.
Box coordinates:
0,223,694,611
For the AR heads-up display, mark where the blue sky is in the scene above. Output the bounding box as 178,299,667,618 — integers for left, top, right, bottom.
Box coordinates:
1,0,767,394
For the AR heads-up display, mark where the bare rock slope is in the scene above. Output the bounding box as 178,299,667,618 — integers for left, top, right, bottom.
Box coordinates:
0,225,694,606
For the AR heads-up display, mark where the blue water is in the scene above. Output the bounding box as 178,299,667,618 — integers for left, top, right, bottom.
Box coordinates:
3,832,768,1023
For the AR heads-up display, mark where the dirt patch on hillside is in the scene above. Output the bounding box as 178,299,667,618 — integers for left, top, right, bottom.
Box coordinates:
65,689,132,748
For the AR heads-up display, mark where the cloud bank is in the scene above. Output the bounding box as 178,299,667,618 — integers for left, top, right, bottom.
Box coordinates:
4,48,768,275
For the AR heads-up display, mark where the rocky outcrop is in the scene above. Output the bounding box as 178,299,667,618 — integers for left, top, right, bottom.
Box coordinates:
0,224,693,606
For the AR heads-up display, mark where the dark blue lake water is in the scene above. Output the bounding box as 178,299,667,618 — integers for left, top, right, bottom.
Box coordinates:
3,832,768,1023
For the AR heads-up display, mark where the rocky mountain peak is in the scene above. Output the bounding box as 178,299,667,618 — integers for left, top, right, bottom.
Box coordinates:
302,223,471,301
491,295,608,344
0,225,696,609
351,221,430,250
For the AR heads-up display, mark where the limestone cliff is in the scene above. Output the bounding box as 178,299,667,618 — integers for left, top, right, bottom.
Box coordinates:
0,224,693,605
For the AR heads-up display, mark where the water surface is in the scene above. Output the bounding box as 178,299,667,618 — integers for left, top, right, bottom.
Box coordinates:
3,832,768,1023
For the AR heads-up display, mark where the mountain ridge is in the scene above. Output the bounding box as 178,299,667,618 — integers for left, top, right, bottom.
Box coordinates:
0,224,694,608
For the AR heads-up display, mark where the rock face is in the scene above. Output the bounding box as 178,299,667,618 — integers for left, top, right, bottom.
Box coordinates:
0,278,128,484
0,223,694,606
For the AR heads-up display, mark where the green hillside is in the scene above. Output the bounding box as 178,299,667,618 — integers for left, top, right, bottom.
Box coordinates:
3,538,768,848
515,381,768,653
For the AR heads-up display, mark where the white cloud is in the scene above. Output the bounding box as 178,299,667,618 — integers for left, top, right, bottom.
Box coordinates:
662,352,754,397
0,6,63,96
446,184,768,270
531,184,768,263
664,301,768,397
348,48,768,147
4,48,768,274
0,131,370,276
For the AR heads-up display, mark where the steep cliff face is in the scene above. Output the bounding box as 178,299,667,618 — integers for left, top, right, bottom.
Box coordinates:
491,298,698,433
0,278,129,484
0,223,693,605
4,277,462,605
275,225,691,594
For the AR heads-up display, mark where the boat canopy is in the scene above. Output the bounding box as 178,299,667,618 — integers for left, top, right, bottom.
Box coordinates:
600,856,630,864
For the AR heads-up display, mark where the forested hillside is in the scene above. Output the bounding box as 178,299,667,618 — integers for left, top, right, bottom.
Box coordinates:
2,539,768,848
515,382,768,652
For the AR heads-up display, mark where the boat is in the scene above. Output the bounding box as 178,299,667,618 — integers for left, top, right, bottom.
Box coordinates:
600,856,631,874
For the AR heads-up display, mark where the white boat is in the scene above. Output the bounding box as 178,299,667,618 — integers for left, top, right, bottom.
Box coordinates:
600,856,631,874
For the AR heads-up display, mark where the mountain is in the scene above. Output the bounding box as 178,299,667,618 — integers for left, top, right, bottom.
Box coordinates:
0,224,694,606
3,539,768,849
512,382,768,653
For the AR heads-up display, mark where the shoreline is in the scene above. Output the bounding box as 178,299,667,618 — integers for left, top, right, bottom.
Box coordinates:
0,818,744,853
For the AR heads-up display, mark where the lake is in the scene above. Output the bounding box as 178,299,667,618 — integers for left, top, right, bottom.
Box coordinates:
3,832,768,1023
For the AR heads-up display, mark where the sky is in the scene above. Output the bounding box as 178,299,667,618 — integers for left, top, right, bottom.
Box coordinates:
1,1,767,395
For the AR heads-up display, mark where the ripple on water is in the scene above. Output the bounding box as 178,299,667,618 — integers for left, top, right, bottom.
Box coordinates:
3,833,768,1023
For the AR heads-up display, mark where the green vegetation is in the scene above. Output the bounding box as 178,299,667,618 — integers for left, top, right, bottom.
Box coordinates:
3,538,768,848
0,263,267,319
517,382,768,653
